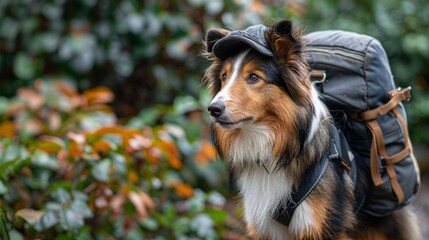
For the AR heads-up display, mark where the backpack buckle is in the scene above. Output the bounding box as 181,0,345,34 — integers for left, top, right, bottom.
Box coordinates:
310,70,326,84
389,87,412,102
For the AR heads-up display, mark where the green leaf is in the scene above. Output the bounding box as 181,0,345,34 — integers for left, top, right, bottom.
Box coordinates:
402,33,429,55
140,217,159,231
128,108,160,128
185,190,205,213
190,214,215,238
0,180,7,194
76,226,92,240
13,53,36,80
59,208,84,230
163,203,177,221
0,17,18,40
173,95,199,115
8,230,23,240
203,208,227,225
207,191,226,206
70,198,93,218
125,228,145,240
32,151,60,170
48,181,72,193
0,97,9,114
111,152,126,175
91,159,111,182
172,217,190,237
0,159,18,178
51,188,71,204
1,213,11,240
35,210,58,230
80,111,116,131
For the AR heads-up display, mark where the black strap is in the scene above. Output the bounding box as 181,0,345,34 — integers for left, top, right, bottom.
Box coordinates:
273,143,332,226
273,124,355,226
330,124,357,185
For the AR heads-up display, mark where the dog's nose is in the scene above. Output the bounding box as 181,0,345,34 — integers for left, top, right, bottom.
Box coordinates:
208,101,225,118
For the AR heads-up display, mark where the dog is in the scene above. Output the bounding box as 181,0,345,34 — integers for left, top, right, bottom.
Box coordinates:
202,20,420,239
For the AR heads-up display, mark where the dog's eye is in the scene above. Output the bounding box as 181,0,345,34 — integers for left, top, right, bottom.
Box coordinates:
221,73,227,80
248,73,260,84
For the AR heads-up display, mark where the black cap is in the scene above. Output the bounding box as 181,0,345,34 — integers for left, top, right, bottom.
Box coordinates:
212,24,274,60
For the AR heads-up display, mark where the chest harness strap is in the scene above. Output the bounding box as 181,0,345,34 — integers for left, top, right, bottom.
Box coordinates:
273,124,356,226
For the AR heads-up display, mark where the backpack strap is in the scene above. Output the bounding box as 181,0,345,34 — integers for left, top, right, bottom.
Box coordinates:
273,150,330,226
351,87,412,120
273,124,354,226
351,87,413,204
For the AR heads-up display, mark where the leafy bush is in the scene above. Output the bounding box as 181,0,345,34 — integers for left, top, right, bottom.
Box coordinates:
0,0,251,117
0,81,235,239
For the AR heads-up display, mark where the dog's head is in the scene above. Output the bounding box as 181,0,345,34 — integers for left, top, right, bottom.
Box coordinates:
203,20,312,127
202,20,321,163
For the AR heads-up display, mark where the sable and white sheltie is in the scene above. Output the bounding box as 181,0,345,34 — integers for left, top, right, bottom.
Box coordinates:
202,20,420,239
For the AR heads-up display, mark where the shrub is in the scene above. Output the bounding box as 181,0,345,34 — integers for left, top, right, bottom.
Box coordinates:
0,80,235,239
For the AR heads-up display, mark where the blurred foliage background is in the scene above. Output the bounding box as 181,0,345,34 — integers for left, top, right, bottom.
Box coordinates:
1,0,428,239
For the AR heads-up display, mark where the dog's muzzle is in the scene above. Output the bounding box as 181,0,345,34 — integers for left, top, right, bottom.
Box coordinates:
207,101,225,118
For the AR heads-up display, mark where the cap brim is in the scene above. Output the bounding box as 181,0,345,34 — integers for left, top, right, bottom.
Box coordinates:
212,35,274,60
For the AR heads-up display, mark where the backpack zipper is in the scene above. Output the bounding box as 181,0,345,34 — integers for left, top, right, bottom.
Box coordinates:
306,47,365,62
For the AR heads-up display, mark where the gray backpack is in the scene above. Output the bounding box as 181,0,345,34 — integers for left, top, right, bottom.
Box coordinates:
305,30,420,217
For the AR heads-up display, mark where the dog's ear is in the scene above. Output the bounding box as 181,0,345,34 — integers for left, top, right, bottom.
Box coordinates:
265,20,311,107
265,19,303,58
205,28,230,53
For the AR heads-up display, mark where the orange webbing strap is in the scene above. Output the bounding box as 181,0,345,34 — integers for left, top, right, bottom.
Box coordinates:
352,87,412,121
365,118,406,204
365,120,383,186
392,106,421,187
357,87,413,204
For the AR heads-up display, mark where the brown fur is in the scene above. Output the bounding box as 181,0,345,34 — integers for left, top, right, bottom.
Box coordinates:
203,19,420,240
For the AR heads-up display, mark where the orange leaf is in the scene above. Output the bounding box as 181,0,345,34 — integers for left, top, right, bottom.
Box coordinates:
83,86,114,104
172,182,194,198
128,191,148,218
48,112,61,131
92,139,114,155
250,1,266,14
92,126,130,138
127,189,154,219
53,81,81,109
68,141,82,158
195,140,217,165
67,132,86,158
158,139,182,169
17,88,44,110
127,134,148,151
38,136,65,154
67,132,86,145
24,118,43,136
110,194,125,215
127,171,139,184
0,121,16,138
82,104,113,113
53,81,78,98
144,148,161,165
167,153,182,170
5,102,25,116
138,190,154,210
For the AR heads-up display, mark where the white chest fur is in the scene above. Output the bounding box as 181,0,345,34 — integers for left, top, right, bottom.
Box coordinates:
238,167,314,239
230,125,314,239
